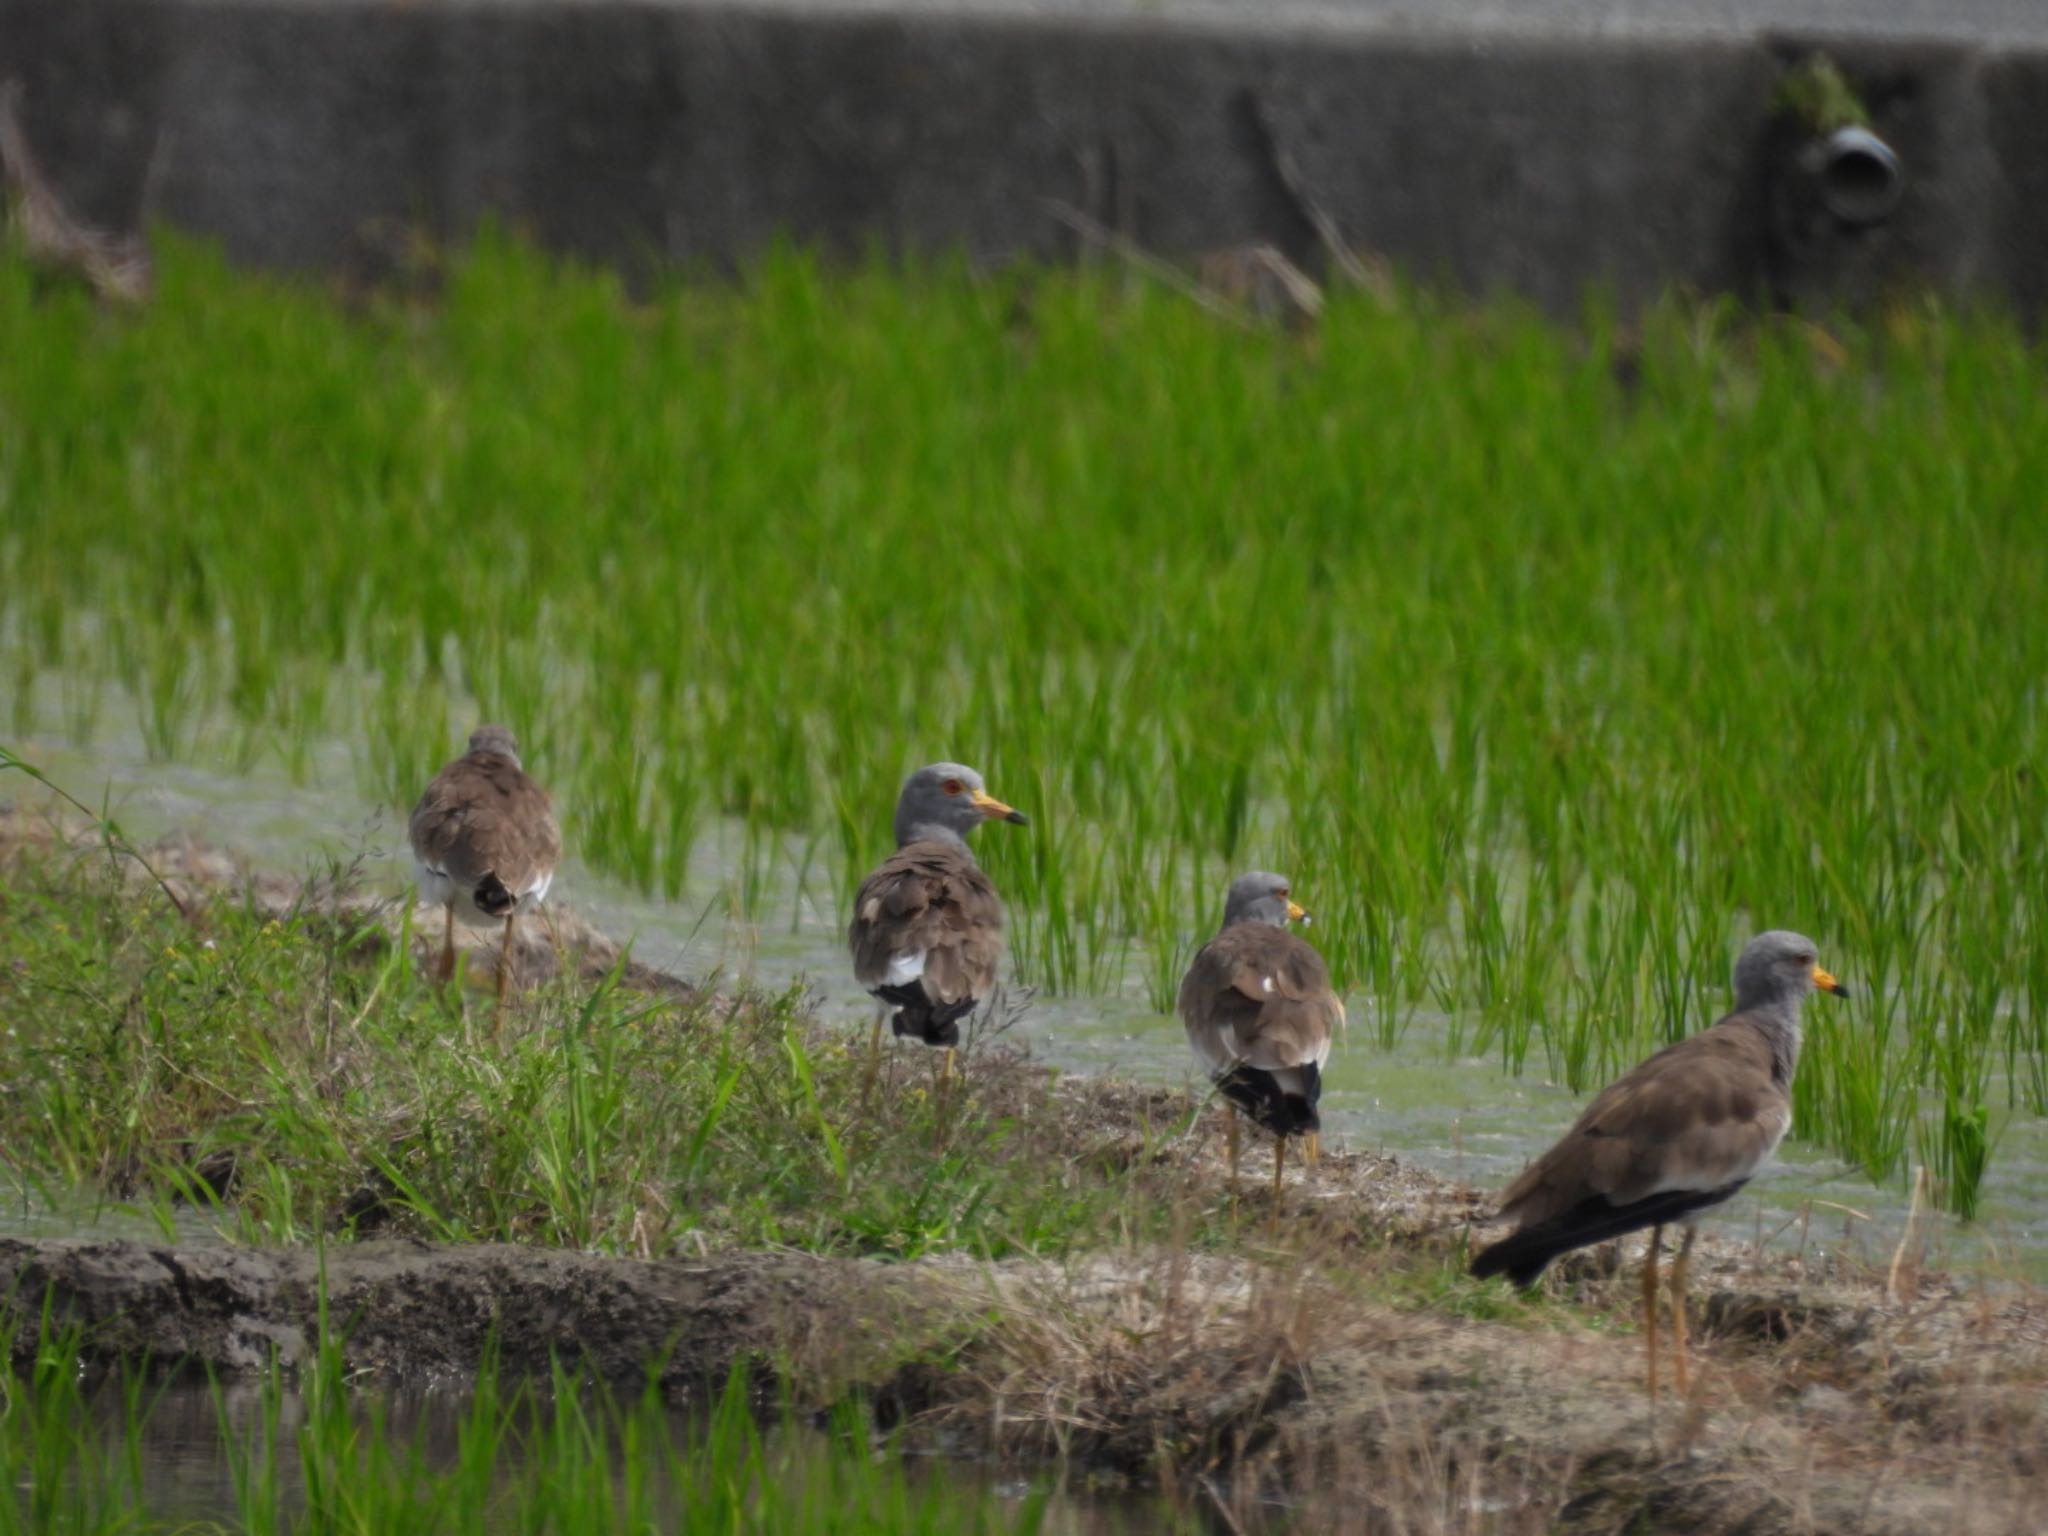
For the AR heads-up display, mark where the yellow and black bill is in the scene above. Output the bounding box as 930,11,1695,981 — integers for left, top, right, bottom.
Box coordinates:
969,787,1029,825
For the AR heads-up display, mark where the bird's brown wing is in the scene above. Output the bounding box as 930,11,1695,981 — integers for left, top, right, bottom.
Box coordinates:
848,840,1004,1005
1178,925,1341,1077
408,751,561,892
1495,1013,1790,1228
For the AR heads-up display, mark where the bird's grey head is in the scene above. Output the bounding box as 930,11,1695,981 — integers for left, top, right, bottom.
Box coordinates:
1220,871,1309,931
893,762,1029,850
1733,928,1847,1011
467,725,522,767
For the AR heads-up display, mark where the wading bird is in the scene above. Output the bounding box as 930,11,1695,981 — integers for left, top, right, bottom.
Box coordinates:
409,725,561,1027
1469,928,1848,1399
848,763,1028,1085
1179,871,1342,1202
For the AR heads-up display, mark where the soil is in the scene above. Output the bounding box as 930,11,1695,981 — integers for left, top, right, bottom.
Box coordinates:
2,805,2045,1532
3,1212,2042,1533
0,1237,932,1396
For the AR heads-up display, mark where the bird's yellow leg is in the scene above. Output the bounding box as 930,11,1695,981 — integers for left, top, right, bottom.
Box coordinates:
1225,1103,1241,1196
1642,1226,1664,1404
1670,1225,1696,1397
1271,1134,1286,1205
861,1007,887,1094
1305,1131,1321,1167
495,913,515,1036
940,1046,956,1088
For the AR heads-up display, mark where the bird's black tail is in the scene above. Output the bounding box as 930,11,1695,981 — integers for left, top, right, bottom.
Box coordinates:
1217,1062,1321,1138
876,984,974,1049
1469,1180,1747,1289
474,872,516,918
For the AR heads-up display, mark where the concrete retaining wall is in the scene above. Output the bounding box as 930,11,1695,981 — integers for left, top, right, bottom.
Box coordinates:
2,0,2046,311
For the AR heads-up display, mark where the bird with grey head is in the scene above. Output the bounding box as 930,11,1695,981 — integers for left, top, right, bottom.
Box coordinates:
850,762,1030,1085
407,722,561,1029
891,762,1030,849
1468,924,1847,1402
1179,869,1343,1204
1220,870,1310,931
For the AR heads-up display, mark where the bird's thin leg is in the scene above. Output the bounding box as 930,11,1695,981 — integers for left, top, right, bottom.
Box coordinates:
495,912,516,1034
1271,1133,1287,1206
1670,1225,1697,1397
1642,1225,1664,1404
940,1046,956,1089
1225,1103,1241,1196
437,902,456,983
1305,1130,1321,1167
539,904,564,980
862,1005,888,1094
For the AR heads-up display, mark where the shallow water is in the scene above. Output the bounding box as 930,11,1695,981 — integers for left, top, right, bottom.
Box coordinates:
0,1183,224,1248
47,1375,1183,1534
7,713,2046,1280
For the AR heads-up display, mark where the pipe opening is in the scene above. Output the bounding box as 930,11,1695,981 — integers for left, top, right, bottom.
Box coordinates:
1818,126,1903,225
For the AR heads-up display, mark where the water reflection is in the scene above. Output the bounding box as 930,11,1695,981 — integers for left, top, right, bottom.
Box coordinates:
52,1374,1189,1535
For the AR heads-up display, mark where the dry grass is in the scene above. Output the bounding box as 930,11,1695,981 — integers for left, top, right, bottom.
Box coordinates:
909,1223,2048,1533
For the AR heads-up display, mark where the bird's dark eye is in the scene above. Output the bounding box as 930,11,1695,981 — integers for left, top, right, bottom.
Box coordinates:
942,778,964,795
1277,887,1290,898
1798,954,1816,967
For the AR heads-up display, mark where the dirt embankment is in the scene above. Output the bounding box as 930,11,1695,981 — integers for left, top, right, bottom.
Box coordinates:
5,1184,2044,1534
0,1237,922,1392
2,805,2045,1531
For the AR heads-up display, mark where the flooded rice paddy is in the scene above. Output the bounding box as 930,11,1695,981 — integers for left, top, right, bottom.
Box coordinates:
8,707,2044,1281
10,1350,1190,1535
82,1390,1171,1534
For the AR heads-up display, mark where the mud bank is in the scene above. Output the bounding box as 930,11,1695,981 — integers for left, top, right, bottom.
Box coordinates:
0,1237,929,1392
3,804,2044,1530
3,1224,2042,1533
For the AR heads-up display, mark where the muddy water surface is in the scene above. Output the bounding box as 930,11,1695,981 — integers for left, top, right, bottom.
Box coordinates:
60,1376,1182,1534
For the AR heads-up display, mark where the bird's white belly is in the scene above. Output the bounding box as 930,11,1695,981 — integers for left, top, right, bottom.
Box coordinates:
413,862,458,910
882,949,926,987
414,862,553,928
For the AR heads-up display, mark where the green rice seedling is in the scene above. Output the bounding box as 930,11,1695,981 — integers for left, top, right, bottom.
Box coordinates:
1920,1095,1995,1222
3,237,2047,1204
237,1337,1091,1533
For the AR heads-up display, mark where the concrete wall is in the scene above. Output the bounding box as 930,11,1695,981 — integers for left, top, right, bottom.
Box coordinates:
2,0,2045,311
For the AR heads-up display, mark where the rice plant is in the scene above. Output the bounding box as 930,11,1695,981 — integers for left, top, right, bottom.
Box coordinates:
2,236,2043,1207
